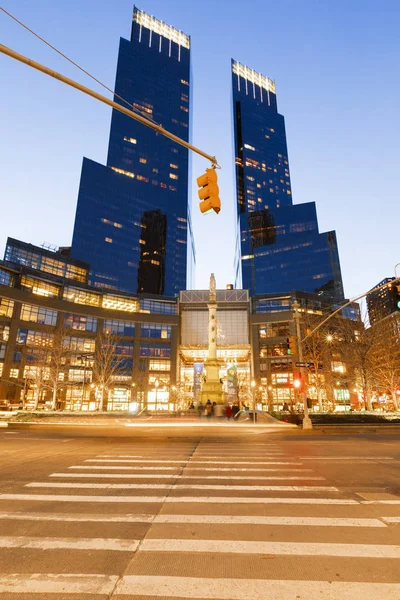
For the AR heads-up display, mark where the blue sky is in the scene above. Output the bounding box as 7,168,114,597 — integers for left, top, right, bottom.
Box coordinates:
1,0,399,298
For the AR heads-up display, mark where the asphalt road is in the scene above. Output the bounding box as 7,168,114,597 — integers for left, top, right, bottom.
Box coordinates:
0,424,399,599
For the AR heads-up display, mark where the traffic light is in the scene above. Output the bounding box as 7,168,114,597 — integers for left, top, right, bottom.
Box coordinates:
197,168,221,214
387,281,400,311
286,336,296,355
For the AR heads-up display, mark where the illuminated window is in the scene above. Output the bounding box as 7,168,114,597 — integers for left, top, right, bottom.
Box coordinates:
21,276,60,299
103,295,139,313
105,238,112,243
9,369,19,378
123,137,137,144
104,320,135,336
181,79,189,85
0,297,14,318
63,287,100,307
21,304,57,326
134,7,190,48
65,314,97,333
331,361,346,374
137,175,149,182
64,337,96,353
169,173,178,180
170,163,178,169
139,158,147,164
180,106,189,112
244,144,255,151
149,360,170,371
112,167,135,178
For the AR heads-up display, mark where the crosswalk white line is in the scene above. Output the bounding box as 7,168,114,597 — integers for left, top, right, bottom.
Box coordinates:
362,500,400,505
26,482,338,492
381,517,400,524
141,538,400,558
0,512,153,523
153,515,386,527
70,465,312,472
0,536,139,551
0,494,358,504
301,456,394,460
113,576,400,599
50,473,326,481
86,459,302,465
99,453,285,458
0,512,385,527
0,573,119,595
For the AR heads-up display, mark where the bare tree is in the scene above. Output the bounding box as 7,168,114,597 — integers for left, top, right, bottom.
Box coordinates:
339,316,377,411
24,346,50,410
371,314,400,411
92,331,125,411
46,322,69,410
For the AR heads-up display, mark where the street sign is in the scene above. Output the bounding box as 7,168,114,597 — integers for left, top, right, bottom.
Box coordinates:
296,362,313,368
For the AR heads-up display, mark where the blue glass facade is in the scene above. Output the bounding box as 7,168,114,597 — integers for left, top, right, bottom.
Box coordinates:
232,61,344,303
71,7,194,296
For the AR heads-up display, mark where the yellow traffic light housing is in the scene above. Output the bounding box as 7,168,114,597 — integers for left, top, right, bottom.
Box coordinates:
197,168,221,214
287,336,296,355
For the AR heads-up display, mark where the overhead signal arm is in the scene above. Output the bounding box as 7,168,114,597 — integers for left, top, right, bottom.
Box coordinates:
0,43,221,213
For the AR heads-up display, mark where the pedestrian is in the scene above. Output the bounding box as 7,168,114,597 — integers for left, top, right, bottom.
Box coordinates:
212,401,217,417
197,401,204,418
205,399,212,418
282,402,289,411
231,403,240,420
226,404,232,420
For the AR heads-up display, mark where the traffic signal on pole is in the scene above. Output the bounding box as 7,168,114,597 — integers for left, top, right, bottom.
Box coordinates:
286,336,296,355
389,282,400,311
197,168,221,214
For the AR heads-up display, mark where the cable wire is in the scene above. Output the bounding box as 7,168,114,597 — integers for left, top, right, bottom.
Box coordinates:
0,6,159,124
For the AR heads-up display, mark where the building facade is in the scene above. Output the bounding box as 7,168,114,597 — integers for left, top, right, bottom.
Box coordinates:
0,252,178,411
367,278,400,325
71,7,194,296
232,60,344,303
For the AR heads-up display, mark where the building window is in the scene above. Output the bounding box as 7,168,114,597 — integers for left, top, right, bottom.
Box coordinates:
0,269,12,286
63,287,101,307
115,342,134,356
169,173,178,180
68,369,92,383
21,304,58,326
139,158,147,164
0,297,14,318
102,295,139,312
140,299,176,315
0,344,6,360
141,323,172,339
17,328,53,347
331,361,346,374
149,360,170,371
140,343,170,358
65,314,97,332
9,369,19,378
259,322,289,338
21,276,60,299
63,336,96,353
104,320,135,336
123,136,137,144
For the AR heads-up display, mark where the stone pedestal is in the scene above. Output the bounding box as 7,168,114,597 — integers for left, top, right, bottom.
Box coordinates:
198,359,227,405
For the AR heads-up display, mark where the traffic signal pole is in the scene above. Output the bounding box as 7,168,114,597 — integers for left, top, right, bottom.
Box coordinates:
293,301,313,430
0,44,219,169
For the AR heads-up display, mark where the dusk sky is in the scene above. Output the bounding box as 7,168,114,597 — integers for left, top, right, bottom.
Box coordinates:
1,0,399,299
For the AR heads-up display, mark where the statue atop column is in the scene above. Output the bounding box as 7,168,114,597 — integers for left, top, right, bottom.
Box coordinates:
210,273,216,301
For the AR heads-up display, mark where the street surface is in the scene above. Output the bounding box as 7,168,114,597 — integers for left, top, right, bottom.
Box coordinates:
0,424,399,598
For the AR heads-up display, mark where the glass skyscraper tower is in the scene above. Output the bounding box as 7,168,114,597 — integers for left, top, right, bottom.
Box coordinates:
232,60,344,303
71,7,194,295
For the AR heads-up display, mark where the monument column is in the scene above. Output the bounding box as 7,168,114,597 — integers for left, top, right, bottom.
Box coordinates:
198,273,226,405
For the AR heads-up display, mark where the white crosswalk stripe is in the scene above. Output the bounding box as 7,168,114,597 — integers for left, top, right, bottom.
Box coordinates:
0,437,398,599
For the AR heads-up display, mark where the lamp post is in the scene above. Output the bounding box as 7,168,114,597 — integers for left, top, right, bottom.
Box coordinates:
251,379,256,424
293,300,312,430
154,378,159,414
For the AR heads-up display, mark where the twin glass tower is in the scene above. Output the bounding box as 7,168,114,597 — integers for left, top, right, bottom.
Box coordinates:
71,6,344,303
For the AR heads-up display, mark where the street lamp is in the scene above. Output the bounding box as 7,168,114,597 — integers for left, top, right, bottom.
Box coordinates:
154,378,159,414
326,334,333,342
251,379,256,424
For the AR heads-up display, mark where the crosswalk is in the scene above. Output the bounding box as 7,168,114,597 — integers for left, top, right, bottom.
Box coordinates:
0,437,399,598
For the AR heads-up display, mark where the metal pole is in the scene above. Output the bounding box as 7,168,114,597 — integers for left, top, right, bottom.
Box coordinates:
0,44,219,168
293,301,313,430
